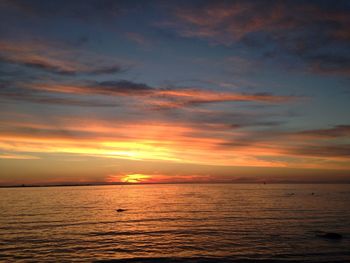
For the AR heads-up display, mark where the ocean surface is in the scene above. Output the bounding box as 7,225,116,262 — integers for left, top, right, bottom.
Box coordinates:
0,184,349,262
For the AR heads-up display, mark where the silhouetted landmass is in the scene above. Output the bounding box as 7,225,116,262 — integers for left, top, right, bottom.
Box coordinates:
1,181,350,188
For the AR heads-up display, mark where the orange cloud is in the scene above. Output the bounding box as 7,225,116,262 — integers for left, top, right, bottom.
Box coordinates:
0,153,40,160
172,1,295,43
157,89,293,103
171,1,350,45
1,116,350,170
21,81,296,109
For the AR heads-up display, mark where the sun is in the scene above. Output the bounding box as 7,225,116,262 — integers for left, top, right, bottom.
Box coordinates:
121,174,151,183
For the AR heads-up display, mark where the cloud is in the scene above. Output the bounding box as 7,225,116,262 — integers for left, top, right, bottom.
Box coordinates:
156,89,294,105
288,144,350,159
17,80,297,109
0,40,125,76
0,0,121,23
0,86,118,107
0,118,285,167
125,32,152,47
294,125,350,139
305,53,350,76
0,79,151,107
171,1,290,43
219,124,350,162
0,152,40,160
96,80,154,95
1,116,350,170
163,0,350,76
170,1,350,44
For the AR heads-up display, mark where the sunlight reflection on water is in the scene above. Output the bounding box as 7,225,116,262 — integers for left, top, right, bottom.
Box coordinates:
0,184,350,262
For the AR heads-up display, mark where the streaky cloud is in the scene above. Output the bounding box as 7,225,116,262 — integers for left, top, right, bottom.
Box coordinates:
0,89,118,107
294,125,350,138
0,40,125,76
21,80,298,108
288,144,350,158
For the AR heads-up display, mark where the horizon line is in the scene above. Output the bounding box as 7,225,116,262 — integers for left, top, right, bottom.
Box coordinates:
1,181,350,188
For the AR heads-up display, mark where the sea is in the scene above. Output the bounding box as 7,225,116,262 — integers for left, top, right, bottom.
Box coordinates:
0,184,349,262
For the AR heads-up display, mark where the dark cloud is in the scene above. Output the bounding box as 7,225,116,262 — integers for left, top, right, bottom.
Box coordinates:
296,125,350,138
166,0,350,76
0,82,118,107
0,93,117,107
304,53,350,76
219,124,350,159
0,56,123,76
96,80,153,95
0,0,121,22
17,79,297,109
0,73,298,119
89,65,124,75
289,144,350,158
20,60,123,76
183,111,286,128
0,40,126,76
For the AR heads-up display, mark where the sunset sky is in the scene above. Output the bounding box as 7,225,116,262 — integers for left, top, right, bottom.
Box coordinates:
0,0,350,185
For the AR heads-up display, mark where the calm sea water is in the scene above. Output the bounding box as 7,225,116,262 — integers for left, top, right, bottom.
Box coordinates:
0,184,349,262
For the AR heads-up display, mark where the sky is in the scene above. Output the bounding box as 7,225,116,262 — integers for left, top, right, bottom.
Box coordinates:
0,0,350,185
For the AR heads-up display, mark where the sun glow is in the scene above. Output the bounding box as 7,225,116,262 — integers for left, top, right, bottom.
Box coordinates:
1,118,350,170
121,174,151,183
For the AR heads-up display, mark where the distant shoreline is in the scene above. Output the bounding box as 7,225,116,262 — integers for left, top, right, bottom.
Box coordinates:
1,181,350,188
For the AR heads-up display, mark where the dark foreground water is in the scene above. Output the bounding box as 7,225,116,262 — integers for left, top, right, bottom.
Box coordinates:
0,184,349,262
